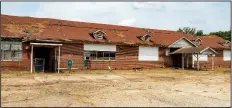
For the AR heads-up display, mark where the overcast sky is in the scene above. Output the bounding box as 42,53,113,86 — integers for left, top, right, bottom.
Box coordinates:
1,2,230,33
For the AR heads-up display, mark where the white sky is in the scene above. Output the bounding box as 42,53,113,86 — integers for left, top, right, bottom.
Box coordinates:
1,2,230,33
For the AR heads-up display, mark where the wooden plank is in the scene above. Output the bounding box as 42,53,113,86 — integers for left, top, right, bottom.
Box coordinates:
30,45,33,73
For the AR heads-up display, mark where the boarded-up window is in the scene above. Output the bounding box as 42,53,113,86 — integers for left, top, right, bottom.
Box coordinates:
193,54,208,61
1,40,22,61
138,46,159,61
84,44,116,51
223,50,231,61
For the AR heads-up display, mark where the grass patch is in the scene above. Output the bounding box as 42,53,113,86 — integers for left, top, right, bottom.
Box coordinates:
1,68,230,76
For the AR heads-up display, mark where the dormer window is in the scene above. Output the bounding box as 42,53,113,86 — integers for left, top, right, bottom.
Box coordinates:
139,34,151,41
91,30,106,39
195,38,202,42
225,40,230,44
219,40,230,47
191,38,202,46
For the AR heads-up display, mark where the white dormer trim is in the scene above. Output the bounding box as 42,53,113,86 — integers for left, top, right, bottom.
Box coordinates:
93,30,106,34
139,34,151,41
225,40,230,44
195,38,203,42
92,30,106,39
200,47,217,54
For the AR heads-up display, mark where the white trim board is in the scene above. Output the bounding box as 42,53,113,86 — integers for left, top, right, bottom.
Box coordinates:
168,37,197,48
84,44,116,51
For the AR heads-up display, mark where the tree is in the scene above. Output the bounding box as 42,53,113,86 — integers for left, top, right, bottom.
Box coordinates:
209,30,231,41
196,30,204,36
177,27,231,41
177,28,183,33
177,27,202,35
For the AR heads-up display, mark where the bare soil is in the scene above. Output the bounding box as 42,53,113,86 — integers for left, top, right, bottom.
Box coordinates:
1,68,230,107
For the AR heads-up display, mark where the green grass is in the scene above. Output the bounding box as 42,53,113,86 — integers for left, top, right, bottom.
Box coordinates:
1,68,230,76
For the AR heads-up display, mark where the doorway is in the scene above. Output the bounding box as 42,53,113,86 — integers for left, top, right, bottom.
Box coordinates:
170,48,182,68
33,47,54,72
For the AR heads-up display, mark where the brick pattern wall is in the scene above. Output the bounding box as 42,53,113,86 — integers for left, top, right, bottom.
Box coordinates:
60,43,84,69
197,50,230,69
1,42,230,71
89,45,171,70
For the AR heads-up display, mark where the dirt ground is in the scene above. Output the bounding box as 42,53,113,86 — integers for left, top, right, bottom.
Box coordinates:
1,68,230,107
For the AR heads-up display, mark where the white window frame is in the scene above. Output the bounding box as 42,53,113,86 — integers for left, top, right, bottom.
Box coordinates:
1,40,23,61
86,51,116,61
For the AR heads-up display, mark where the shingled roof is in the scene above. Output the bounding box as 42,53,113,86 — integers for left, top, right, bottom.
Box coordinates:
1,14,230,50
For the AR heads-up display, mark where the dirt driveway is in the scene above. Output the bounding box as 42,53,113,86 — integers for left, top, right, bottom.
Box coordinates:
1,68,230,107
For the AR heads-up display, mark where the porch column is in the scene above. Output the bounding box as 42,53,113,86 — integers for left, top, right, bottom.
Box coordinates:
212,54,214,70
55,48,57,72
58,46,60,73
182,53,184,70
197,53,199,71
186,55,189,68
30,45,33,73
192,54,195,68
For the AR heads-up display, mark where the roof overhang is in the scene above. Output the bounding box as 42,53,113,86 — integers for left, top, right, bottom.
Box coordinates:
30,43,62,46
168,37,197,48
169,47,217,55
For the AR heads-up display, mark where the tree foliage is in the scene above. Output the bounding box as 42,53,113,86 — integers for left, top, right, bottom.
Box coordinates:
196,30,203,36
209,31,231,41
177,27,231,41
177,27,204,36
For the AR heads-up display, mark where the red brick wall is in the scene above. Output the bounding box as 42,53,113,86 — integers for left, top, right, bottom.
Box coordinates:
1,42,230,71
60,43,84,69
1,42,31,71
89,45,171,70
197,50,230,69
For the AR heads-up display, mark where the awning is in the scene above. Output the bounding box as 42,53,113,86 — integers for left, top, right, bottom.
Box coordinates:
169,47,217,55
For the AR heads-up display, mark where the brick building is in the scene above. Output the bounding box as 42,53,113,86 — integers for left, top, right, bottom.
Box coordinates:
1,14,231,72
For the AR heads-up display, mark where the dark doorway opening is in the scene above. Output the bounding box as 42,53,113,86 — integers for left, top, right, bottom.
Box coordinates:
170,48,182,68
34,47,54,72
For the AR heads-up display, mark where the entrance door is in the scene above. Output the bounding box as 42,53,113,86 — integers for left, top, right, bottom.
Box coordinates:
171,54,182,68
34,47,54,72
170,48,182,68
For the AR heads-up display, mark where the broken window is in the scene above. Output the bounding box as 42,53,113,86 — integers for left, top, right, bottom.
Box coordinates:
1,40,22,61
139,34,151,41
92,30,105,39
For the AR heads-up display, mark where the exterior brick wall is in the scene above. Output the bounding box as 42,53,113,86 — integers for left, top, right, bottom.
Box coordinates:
60,43,84,69
1,42,31,71
197,50,231,69
89,45,171,70
1,42,230,71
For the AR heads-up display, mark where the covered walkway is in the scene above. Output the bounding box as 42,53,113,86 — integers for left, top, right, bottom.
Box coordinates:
169,47,217,71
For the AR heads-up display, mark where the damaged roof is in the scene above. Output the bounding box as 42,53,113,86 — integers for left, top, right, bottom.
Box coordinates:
1,14,230,50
